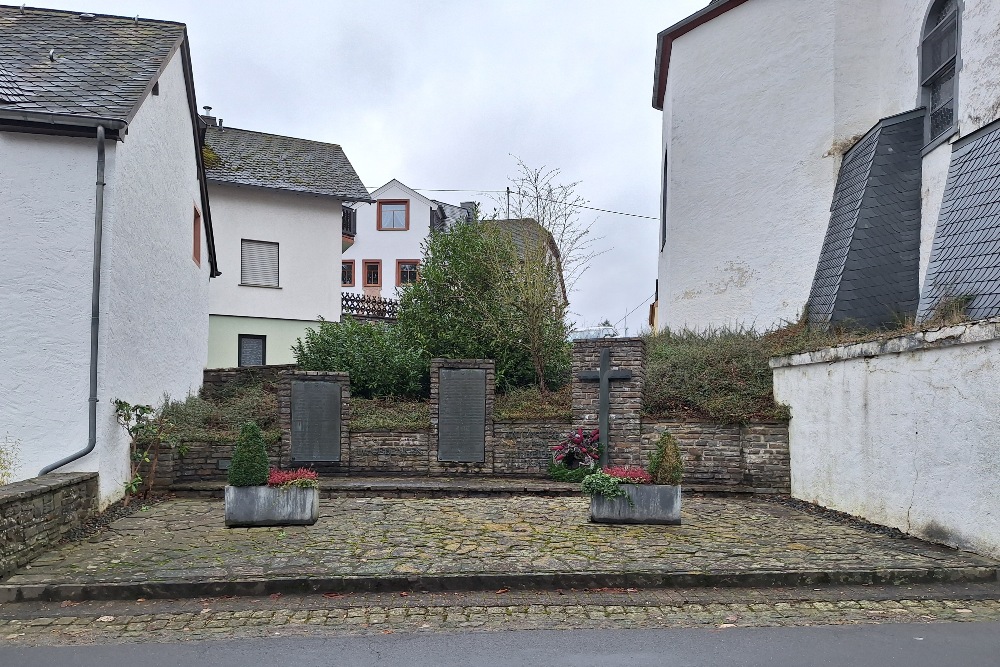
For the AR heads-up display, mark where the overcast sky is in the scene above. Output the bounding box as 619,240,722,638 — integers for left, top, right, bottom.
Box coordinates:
40,0,705,332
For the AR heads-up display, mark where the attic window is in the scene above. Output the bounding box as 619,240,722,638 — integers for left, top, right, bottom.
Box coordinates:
151,81,159,96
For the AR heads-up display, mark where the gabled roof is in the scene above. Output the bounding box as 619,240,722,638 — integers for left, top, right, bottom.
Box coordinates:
203,125,371,201
488,218,568,305
0,5,184,122
371,179,437,208
652,0,750,110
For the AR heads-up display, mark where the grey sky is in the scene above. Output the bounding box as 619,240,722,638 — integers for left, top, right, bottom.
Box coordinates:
37,0,705,331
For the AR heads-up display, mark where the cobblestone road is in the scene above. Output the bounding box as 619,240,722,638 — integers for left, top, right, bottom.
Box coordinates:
5,496,994,589
2,585,1000,646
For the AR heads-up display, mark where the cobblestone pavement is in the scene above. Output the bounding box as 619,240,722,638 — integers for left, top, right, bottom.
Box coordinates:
2,584,999,646
5,496,995,591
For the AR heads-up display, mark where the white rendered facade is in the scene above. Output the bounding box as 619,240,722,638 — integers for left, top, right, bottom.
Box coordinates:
0,51,212,504
342,180,438,300
207,184,344,368
655,0,1000,331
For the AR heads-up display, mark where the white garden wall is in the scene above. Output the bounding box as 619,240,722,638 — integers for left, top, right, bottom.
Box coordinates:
771,320,1000,558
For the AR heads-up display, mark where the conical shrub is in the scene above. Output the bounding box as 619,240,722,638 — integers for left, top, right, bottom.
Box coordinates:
227,421,269,487
648,432,683,486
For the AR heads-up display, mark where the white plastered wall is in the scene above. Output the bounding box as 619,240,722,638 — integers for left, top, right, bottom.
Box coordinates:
0,133,94,489
0,50,211,504
343,180,433,299
772,322,1000,559
658,0,836,331
207,182,342,367
656,0,1000,332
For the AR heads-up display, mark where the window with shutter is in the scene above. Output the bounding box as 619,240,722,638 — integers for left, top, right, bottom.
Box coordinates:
241,239,279,287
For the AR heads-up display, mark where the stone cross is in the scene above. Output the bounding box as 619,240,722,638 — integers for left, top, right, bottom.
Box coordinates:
579,347,632,467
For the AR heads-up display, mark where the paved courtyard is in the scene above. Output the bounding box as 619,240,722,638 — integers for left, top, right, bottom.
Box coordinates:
4,496,994,597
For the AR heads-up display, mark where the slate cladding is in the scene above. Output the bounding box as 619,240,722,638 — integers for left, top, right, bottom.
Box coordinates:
807,109,924,328
204,126,370,201
918,119,1000,321
0,6,183,118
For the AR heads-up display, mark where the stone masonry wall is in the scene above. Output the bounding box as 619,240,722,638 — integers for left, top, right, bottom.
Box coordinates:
0,472,98,578
641,421,790,493
492,421,568,475
201,365,295,400
277,370,352,476
572,338,645,466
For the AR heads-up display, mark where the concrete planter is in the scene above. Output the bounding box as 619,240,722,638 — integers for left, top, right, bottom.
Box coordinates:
224,485,319,528
589,484,681,525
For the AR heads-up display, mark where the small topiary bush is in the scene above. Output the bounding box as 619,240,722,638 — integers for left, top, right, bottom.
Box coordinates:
648,432,683,486
227,421,269,487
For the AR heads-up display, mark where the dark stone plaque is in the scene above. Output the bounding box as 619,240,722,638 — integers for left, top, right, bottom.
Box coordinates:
291,380,342,462
438,368,486,462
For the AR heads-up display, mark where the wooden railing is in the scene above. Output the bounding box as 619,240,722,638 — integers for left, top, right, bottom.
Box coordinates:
342,293,399,321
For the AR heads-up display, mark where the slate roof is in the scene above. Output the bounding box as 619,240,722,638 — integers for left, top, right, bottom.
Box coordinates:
807,110,924,329
0,5,184,119
918,118,1000,321
203,126,371,201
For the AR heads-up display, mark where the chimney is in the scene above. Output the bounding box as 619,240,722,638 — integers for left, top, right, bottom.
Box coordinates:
200,106,217,126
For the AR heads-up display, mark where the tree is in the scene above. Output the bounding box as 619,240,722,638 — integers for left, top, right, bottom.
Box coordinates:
495,157,604,295
397,218,570,392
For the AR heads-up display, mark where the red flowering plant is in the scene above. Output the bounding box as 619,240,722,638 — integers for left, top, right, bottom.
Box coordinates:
602,466,652,484
267,467,319,490
552,427,601,470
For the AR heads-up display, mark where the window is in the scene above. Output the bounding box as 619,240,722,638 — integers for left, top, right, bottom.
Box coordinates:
238,335,266,367
192,207,201,267
342,260,355,287
377,200,409,230
397,260,420,286
363,260,381,286
241,239,279,287
921,0,959,143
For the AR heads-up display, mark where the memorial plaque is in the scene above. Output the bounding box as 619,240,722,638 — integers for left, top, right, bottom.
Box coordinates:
438,368,486,462
291,380,342,462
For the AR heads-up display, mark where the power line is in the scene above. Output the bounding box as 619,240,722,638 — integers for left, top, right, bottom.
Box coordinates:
362,186,658,220
613,292,655,329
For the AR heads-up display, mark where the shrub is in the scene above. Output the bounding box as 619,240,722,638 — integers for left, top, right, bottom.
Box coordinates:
548,462,597,483
267,467,319,489
495,385,572,421
227,422,269,487
397,219,571,392
292,318,426,398
647,432,683,486
351,397,431,431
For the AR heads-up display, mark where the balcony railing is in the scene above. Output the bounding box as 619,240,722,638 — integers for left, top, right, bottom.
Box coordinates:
342,293,399,321
342,207,357,237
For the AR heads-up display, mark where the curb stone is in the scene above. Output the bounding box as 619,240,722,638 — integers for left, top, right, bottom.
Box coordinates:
2,565,996,604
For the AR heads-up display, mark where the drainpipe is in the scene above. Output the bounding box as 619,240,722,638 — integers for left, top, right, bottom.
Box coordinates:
40,125,106,475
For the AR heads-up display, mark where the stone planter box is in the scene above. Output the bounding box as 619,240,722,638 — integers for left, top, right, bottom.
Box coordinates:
589,484,681,525
224,485,319,528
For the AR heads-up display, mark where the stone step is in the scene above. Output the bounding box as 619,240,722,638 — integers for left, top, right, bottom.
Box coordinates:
169,478,772,499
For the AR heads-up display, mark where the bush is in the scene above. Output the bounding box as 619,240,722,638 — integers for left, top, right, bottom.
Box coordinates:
292,318,426,398
647,432,683,486
267,467,318,489
548,462,597,482
227,422,269,487
397,219,570,392
603,465,652,484
581,470,628,500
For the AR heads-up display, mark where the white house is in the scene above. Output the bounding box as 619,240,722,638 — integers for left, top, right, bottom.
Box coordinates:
652,0,1000,331
342,179,472,301
204,123,370,367
0,6,219,504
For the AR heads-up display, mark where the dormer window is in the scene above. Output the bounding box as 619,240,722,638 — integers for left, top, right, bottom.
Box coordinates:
921,0,959,144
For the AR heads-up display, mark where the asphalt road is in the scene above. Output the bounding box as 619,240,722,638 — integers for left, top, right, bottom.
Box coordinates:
4,622,999,667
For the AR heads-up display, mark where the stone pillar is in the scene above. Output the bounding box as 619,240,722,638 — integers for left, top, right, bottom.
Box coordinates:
572,338,646,467
429,359,495,474
278,370,351,474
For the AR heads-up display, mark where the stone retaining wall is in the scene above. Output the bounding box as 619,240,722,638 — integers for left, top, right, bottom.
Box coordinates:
0,472,98,578
201,365,295,399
